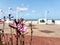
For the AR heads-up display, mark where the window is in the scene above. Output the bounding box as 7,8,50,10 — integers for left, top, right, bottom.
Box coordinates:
40,19,45,23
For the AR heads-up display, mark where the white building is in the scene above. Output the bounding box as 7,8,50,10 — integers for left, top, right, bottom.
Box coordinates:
38,18,60,25
38,18,47,24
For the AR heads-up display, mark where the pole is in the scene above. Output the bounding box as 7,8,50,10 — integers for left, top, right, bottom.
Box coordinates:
30,21,33,45
45,10,48,24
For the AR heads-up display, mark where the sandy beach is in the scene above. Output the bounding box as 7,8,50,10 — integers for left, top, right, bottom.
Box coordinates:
0,21,60,38
0,21,60,45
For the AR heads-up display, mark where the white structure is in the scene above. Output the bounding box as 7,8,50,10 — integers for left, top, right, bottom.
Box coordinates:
55,20,60,24
47,20,54,24
38,18,60,25
38,18,47,24
38,10,49,24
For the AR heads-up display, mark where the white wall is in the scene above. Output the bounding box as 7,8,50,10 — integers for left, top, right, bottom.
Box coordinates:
47,20,54,24
38,19,60,25
55,20,60,24
38,18,47,24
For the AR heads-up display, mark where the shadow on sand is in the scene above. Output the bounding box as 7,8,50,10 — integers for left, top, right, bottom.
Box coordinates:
39,30,55,33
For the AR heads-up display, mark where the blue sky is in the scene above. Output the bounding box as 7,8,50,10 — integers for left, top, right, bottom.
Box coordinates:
0,0,60,19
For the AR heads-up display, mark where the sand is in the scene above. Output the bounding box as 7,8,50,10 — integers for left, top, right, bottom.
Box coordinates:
0,21,60,45
0,21,60,37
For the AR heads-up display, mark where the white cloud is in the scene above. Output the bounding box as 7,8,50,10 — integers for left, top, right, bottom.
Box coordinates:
16,7,28,11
